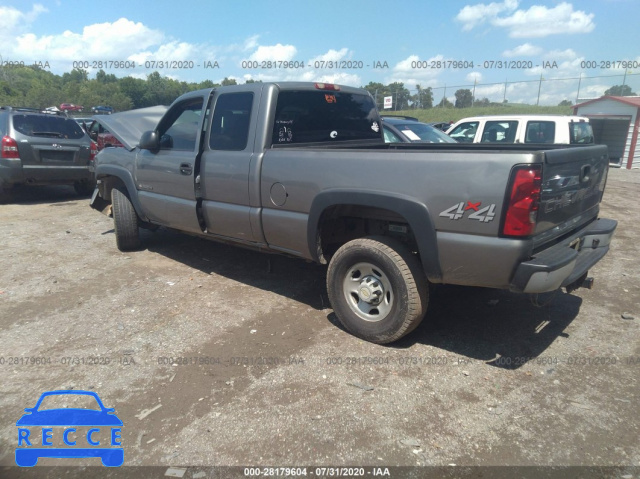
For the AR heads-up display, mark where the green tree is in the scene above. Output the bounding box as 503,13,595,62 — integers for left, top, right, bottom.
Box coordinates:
221,77,237,86
558,99,572,106
387,82,411,110
412,85,433,109
604,84,636,96
454,89,473,108
362,82,389,110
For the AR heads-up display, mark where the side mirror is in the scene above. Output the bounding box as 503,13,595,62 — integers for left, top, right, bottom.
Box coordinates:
139,130,160,151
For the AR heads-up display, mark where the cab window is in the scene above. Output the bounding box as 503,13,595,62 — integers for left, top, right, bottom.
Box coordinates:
570,122,594,144
448,121,478,143
525,121,555,143
157,98,204,151
481,121,518,143
209,93,253,151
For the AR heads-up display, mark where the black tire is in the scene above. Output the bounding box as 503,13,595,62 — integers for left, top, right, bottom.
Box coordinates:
326,236,428,344
111,186,141,251
0,182,10,204
74,180,96,196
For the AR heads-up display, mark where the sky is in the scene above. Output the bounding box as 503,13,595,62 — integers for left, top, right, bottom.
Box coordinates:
1,0,639,105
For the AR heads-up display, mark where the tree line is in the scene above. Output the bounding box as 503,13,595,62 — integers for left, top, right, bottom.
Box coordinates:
0,65,635,112
0,66,248,112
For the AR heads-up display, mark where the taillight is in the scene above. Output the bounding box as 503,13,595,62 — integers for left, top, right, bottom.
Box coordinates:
315,82,340,91
90,141,98,160
1,136,20,158
502,165,542,237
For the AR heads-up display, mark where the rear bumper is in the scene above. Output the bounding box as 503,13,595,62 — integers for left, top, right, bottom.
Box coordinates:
0,161,93,186
510,218,617,293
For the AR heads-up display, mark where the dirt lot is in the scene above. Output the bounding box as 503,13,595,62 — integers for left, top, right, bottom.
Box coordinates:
0,168,638,478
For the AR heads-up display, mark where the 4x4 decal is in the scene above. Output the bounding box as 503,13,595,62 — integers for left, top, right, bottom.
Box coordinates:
439,201,497,223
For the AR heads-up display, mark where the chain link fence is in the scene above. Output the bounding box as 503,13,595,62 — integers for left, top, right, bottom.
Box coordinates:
373,72,640,111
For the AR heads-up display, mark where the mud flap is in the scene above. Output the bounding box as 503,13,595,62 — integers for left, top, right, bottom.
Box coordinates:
90,187,113,217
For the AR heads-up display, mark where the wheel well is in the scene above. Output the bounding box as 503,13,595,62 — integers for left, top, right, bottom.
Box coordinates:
97,175,127,203
316,205,418,263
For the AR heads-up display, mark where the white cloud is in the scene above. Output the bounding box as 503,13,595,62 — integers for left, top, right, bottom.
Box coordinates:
308,48,350,64
457,1,595,38
0,3,47,32
503,43,542,57
456,0,519,31
543,49,577,61
248,43,297,62
466,72,483,83
494,3,595,37
10,17,165,63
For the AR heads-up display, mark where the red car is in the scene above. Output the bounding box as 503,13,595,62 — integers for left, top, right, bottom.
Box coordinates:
60,103,84,112
87,120,123,150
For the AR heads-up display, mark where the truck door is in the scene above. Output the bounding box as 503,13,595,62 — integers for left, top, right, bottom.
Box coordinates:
135,96,205,233
199,91,259,242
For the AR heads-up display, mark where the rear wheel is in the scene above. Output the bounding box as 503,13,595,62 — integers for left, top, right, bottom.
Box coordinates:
0,181,11,204
326,236,428,344
111,186,140,251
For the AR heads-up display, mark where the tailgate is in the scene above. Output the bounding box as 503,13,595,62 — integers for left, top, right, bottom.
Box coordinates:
18,139,87,166
534,144,609,247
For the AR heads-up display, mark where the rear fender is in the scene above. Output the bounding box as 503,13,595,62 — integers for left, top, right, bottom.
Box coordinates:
308,190,442,283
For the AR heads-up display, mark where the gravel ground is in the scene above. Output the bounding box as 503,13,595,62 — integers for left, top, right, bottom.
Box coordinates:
0,168,638,479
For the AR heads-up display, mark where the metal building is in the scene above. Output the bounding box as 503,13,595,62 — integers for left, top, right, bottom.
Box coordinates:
573,96,640,169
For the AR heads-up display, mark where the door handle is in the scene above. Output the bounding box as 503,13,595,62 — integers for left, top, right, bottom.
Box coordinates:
180,163,193,175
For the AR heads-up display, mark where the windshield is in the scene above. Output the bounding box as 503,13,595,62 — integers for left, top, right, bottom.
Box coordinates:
395,122,456,143
13,114,85,139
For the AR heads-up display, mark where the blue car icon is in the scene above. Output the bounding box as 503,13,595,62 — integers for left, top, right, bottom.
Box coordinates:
16,390,123,467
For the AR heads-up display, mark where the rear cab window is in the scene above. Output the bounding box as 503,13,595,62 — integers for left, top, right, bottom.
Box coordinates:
525,121,556,143
481,120,518,143
570,121,594,144
12,114,85,139
271,89,381,145
209,92,253,151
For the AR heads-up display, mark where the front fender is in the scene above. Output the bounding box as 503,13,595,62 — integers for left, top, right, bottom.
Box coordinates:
93,164,148,222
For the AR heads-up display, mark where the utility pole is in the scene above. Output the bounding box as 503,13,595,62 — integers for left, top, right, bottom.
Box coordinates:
472,78,476,107
536,73,544,106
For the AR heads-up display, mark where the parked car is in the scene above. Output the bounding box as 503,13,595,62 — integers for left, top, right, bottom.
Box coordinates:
60,103,84,112
74,117,93,128
427,121,452,131
0,106,97,199
92,106,114,114
87,120,124,150
446,115,594,144
382,116,456,143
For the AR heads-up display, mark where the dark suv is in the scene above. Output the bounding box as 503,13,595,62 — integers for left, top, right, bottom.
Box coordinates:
0,107,97,199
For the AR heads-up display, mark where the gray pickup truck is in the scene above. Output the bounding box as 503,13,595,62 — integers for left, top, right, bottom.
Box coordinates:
90,82,616,344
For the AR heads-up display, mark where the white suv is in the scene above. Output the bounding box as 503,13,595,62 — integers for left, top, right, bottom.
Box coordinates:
446,115,594,145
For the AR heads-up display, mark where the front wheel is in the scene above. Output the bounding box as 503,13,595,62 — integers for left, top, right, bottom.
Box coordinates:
111,186,141,251
326,236,428,344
